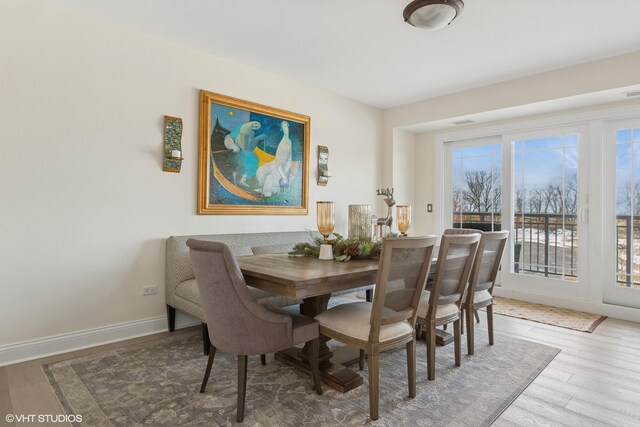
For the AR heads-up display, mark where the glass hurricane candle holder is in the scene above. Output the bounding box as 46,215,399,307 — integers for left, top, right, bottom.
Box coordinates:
348,205,372,240
317,201,335,260
396,205,412,237
317,201,335,243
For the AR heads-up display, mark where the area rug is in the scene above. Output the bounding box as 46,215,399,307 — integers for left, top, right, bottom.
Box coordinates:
44,329,559,427
486,296,607,333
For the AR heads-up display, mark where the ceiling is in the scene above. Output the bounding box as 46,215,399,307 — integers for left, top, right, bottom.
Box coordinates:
50,0,640,109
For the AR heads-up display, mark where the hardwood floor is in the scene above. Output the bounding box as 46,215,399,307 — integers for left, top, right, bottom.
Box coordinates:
0,315,639,426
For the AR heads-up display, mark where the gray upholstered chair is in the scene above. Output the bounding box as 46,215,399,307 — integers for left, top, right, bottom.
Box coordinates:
315,236,437,421
187,239,322,423
417,233,481,380
463,231,509,355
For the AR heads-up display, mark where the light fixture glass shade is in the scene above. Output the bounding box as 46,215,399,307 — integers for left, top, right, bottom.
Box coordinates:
396,205,412,236
404,0,464,30
317,201,335,243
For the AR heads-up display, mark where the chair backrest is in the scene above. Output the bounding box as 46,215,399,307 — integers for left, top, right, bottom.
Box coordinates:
187,239,293,355
468,231,509,295
369,236,438,342
443,228,484,235
426,234,481,316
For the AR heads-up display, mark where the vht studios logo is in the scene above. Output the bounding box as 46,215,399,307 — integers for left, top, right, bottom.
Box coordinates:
5,413,83,423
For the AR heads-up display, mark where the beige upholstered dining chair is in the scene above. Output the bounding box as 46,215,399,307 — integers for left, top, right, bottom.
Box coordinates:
463,231,509,355
417,233,481,380
315,236,437,421
187,239,322,423
443,227,482,235
443,228,483,325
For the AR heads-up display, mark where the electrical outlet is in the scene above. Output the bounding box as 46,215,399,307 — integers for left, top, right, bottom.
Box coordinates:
427,204,433,213
143,286,158,296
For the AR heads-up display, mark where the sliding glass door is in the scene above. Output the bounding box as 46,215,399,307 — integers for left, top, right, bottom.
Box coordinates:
505,126,589,298
603,119,640,308
445,126,589,299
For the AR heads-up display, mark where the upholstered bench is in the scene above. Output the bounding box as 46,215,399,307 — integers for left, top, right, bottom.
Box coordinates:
166,231,373,353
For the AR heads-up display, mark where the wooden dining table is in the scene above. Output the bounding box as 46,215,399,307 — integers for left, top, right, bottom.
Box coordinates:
236,254,379,392
236,250,468,392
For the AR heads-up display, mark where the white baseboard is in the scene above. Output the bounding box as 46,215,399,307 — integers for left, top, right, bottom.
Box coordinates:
493,288,640,323
0,314,200,367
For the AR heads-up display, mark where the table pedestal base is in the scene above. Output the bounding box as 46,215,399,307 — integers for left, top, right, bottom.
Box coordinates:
275,348,363,393
435,329,454,346
274,293,365,393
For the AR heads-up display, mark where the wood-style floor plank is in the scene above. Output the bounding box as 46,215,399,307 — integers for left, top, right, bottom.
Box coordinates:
0,367,14,427
511,394,613,427
9,382,70,427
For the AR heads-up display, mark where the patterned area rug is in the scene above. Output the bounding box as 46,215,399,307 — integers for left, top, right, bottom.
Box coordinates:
44,328,558,426
487,297,607,333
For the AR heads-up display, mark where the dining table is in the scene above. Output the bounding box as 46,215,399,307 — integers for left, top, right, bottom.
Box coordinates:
236,244,479,392
237,254,379,392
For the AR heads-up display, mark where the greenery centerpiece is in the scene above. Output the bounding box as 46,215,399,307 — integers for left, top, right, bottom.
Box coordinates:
289,233,393,261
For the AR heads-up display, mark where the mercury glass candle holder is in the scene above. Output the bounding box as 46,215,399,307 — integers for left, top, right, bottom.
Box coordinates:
348,205,372,240
317,201,335,243
396,205,412,237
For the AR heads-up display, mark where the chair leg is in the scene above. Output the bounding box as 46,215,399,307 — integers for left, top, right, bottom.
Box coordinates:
466,306,475,355
426,321,436,381
454,319,461,367
406,339,416,398
358,349,365,371
166,305,176,332
199,345,216,393
416,323,423,340
487,304,494,345
474,309,481,323
202,323,211,355
260,354,266,365
365,288,373,302
368,346,380,421
309,337,323,395
237,355,248,423
460,310,465,335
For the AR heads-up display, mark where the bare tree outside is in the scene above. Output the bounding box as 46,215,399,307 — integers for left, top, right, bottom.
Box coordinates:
462,169,502,213
620,181,640,215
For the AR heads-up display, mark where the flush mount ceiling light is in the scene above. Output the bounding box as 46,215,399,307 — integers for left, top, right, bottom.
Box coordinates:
403,0,464,30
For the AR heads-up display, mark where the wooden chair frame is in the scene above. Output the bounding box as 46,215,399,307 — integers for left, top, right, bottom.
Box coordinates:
417,234,481,380
319,236,437,420
463,231,509,355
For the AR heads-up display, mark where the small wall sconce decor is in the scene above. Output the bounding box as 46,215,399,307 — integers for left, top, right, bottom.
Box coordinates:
163,115,183,173
317,145,330,185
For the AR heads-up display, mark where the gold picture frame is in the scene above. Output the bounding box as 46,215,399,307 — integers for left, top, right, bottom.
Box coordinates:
198,90,309,215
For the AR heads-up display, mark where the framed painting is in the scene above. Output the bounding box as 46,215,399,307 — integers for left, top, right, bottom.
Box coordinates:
198,90,310,215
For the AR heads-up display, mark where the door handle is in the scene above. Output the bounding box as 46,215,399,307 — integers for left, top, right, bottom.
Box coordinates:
579,208,588,223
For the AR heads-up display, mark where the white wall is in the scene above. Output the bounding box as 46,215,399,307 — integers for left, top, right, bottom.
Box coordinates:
0,2,382,348
413,133,436,236
391,129,415,223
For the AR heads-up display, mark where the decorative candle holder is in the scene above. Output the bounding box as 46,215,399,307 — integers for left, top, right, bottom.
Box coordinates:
396,205,412,237
317,201,335,260
348,205,372,240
